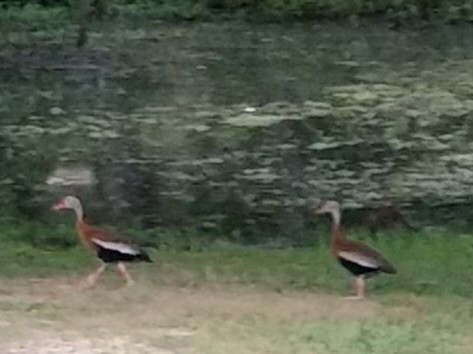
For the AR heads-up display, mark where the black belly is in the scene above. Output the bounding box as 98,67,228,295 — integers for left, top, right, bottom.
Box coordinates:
96,246,151,263
338,257,379,276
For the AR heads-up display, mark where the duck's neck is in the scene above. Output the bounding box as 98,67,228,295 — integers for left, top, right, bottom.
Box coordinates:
73,204,84,223
72,203,93,251
330,209,344,239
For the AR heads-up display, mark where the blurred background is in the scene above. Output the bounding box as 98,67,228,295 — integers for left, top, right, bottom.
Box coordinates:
2,0,473,248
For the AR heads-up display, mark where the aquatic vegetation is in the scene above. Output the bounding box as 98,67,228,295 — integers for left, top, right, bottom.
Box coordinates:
2,23,473,238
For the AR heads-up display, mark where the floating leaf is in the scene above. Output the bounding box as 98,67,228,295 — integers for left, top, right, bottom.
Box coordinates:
352,91,378,102
335,60,360,67
224,113,302,127
182,124,211,133
50,107,65,115
304,101,333,117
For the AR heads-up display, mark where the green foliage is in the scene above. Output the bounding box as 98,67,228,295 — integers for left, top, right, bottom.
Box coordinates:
2,0,473,22
0,4,69,28
0,221,77,249
0,131,58,219
118,0,473,22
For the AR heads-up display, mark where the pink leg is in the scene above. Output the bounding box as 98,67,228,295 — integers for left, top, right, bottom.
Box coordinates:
343,276,365,300
83,263,106,288
355,276,366,299
116,262,135,286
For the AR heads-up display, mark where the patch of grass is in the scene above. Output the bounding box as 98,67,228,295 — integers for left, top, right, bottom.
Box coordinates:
242,315,469,354
149,230,473,299
0,4,70,30
0,222,473,299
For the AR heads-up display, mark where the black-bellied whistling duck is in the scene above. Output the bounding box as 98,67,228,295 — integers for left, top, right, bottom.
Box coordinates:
315,201,396,300
365,202,418,235
53,196,152,287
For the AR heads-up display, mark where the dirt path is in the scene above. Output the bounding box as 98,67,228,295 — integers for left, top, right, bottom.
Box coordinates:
0,277,470,354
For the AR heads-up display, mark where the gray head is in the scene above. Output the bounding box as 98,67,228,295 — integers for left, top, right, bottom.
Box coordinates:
52,196,84,220
314,200,340,215
52,196,82,210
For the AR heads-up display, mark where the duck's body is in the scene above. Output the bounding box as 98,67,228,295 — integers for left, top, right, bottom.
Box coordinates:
365,203,418,235
317,201,396,299
333,236,396,277
53,196,151,287
75,220,151,264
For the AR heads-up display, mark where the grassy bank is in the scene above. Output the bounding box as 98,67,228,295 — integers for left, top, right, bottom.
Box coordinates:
1,222,472,298
0,225,473,353
1,1,473,28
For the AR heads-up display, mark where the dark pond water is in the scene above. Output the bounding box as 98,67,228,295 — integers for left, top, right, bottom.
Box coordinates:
2,22,473,240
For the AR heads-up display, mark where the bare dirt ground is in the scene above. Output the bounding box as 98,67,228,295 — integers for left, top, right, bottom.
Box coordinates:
0,276,470,354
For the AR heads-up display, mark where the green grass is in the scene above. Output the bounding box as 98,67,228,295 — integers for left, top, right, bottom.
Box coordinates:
0,4,70,30
1,222,472,298
141,231,473,298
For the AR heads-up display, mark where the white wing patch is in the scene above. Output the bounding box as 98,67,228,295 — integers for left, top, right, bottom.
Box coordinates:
91,238,140,255
338,251,379,269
